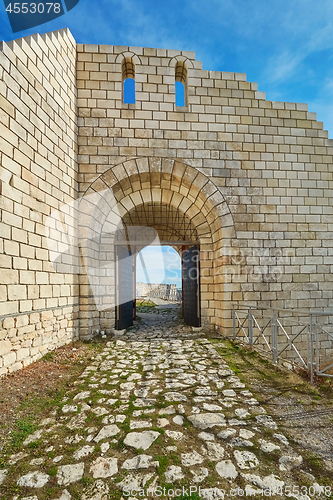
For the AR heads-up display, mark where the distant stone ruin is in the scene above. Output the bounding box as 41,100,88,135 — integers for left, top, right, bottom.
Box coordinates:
136,283,181,302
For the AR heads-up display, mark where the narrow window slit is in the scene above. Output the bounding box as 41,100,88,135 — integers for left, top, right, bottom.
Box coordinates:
175,61,188,108
122,58,135,104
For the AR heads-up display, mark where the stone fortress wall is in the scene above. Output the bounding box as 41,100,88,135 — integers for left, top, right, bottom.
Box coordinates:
0,27,332,375
0,29,79,376
136,283,181,302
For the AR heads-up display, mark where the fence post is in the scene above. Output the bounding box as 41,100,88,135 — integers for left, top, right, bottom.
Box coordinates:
233,305,236,339
248,306,253,345
271,310,278,363
308,314,314,385
315,313,320,379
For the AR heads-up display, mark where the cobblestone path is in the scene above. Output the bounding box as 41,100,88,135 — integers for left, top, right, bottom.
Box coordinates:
0,314,325,499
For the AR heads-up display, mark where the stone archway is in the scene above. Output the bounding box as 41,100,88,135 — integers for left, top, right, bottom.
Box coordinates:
78,158,238,338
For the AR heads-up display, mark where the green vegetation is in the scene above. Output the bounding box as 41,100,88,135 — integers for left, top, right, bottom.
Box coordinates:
9,419,39,450
157,455,169,476
41,351,56,362
136,299,157,313
48,466,58,477
175,493,202,500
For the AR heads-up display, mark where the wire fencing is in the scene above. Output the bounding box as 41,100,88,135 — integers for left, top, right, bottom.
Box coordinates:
232,304,333,384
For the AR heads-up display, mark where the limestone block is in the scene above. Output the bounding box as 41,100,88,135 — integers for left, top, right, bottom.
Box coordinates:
16,347,30,362
8,361,23,373
0,366,7,376
8,285,27,301
0,340,12,356
3,350,16,367
15,315,29,328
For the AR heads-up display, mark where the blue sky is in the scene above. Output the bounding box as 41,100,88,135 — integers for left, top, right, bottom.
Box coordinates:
1,0,333,136
136,246,181,287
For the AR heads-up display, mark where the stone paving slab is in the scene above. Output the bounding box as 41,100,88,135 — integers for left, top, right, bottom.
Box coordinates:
0,317,326,499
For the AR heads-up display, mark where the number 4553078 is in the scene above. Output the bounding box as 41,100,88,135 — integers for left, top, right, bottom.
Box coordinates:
6,3,61,14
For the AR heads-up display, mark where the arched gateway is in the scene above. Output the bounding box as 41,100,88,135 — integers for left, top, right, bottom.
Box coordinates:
0,28,332,375
78,158,236,338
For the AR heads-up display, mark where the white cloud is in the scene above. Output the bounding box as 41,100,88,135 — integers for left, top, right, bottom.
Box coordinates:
136,246,181,286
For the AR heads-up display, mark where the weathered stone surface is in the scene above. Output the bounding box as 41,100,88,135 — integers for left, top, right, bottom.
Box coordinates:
73,445,95,460
234,450,259,470
134,398,157,407
17,471,49,488
134,388,149,398
91,407,109,416
67,413,87,430
120,382,135,391
195,387,217,396
222,389,236,397
164,392,187,401
198,431,215,441
159,405,175,415
230,437,254,447
94,425,120,442
165,465,185,482
239,429,255,440
54,490,71,500
157,418,170,427
165,430,185,440
191,467,209,483
259,439,280,453
130,420,152,429
73,391,91,401
173,415,184,425
0,329,320,496
217,428,237,439
215,460,238,479
273,433,289,446
205,442,225,460
57,463,84,485
202,403,223,411
255,415,278,429
8,452,28,465
90,457,118,478
0,469,8,485
279,455,303,471
122,454,156,470
116,472,154,491
123,431,160,450
99,360,114,370
188,413,226,429
62,405,78,414
235,408,250,418
228,418,247,426
23,429,43,446
81,479,110,500
218,369,235,377
181,450,205,466
241,473,285,494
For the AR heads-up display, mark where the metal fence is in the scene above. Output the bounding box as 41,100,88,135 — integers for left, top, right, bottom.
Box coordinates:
232,304,333,384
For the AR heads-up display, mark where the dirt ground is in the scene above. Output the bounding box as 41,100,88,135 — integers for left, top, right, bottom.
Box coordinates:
0,341,99,455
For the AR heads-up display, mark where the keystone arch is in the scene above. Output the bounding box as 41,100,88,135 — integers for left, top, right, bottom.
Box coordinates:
78,158,239,338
